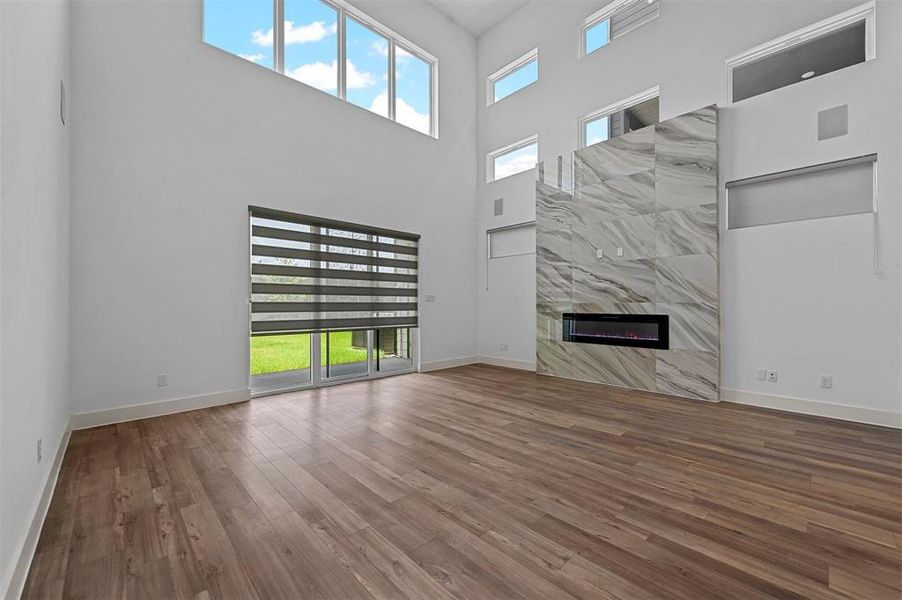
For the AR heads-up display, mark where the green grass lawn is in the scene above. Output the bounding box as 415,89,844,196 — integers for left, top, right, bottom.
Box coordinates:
250,332,368,375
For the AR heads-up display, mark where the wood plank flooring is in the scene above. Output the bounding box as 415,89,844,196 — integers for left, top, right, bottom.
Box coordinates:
23,365,902,599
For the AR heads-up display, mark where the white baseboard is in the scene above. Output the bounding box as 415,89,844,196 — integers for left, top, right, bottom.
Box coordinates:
723,388,901,429
3,420,71,600
419,356,479,372
475,355,537,372
70,388,250,430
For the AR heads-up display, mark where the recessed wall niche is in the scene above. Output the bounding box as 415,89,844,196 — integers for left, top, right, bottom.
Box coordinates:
536,105,720,401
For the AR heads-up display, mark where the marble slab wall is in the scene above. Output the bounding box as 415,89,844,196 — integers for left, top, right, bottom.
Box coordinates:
536,105,719,401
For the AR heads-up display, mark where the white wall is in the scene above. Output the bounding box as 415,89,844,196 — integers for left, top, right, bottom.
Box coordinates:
476,0,901,419
0,0,72,594
69,0,478,414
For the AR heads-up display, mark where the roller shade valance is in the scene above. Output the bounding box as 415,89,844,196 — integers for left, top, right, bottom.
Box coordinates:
250,207,419,335
726,154,876,229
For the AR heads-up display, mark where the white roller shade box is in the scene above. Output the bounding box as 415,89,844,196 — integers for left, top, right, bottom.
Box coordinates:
726,155,876,230
488,223,536,258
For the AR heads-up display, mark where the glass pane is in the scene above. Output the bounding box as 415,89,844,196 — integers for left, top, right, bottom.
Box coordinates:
345,17,388,116
250,333,311,393
395,47,432,134
585,115,609,146
284,0,339,95
493,59,538,102
204,0,274,69
585,18,610,54
376,328,413,373
321,330,368,379
492,142,538,181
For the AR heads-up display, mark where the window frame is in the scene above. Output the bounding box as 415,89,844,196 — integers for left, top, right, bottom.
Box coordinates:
724,1,876,104
203,0,438,137
487,48,539,106
578,86,659,149
579,0,660,57
486,135,539,183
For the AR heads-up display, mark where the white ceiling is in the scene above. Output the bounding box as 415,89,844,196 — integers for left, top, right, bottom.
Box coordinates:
424,0,530,37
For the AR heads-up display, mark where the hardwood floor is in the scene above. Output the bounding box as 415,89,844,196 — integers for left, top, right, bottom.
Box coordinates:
23,364,902,599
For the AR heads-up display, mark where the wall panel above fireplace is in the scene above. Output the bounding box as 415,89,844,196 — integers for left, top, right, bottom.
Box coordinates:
536,105,720,402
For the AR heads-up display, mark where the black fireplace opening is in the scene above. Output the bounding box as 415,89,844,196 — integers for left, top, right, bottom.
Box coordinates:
562,313,669,350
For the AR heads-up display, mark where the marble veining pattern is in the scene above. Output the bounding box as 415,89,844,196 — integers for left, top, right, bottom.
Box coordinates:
573,258,656,305
569,344,656,391
654,107,718,211
659,302,718,352
574,127,654,185
655,204,717,258
655,253,718,305
573,170,655,222
655,349,719,401
537,105,719,401
574,213,656,262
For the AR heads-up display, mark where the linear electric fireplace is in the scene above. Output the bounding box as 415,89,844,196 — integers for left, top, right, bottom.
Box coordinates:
562,313,669,350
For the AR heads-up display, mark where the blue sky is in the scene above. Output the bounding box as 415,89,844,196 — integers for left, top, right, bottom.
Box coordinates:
494,59,538,102
204,0,431,133
494,142,538,180
585,115,610,146
585,18,610,54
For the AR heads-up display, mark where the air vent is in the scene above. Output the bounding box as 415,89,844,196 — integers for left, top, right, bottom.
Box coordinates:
818,105,848,140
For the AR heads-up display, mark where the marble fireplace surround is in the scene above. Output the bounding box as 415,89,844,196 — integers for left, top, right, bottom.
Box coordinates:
536,105,719,401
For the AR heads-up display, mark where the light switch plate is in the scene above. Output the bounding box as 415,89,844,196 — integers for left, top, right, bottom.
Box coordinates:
616,247,624,257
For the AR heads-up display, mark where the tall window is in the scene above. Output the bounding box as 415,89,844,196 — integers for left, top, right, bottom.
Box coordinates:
581,0,660,56
204,0,437,136
487,48,539,105
579,87,659,148
249,206,419,394
487,136,539,182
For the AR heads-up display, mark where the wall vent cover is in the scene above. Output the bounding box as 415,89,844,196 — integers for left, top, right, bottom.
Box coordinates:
818,105,849,140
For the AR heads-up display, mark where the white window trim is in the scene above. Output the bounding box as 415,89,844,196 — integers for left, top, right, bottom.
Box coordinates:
487,48,539,106
577,86,659,148
725,0,876,103
487,135,539,183
579,0,658,57
204,0,438,137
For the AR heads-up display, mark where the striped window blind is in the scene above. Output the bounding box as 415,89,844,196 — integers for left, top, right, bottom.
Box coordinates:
249,206,419,335
610,0,659,40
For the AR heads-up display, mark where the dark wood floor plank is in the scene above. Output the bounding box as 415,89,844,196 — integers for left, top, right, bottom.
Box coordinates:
22,365,901,600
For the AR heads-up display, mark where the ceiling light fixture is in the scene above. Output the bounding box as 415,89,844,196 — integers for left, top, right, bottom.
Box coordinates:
801,70,816,79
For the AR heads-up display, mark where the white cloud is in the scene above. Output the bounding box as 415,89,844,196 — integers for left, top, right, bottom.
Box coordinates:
286,61,337,90
494,148,537,179
286,60,375,91
369,92,430,134
239,53,266,64
348,60,377,88
372,39,388,57
251,20,337,48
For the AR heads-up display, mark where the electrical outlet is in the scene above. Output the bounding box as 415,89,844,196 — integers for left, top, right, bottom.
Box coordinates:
156,373,168,387
757,369,767,381
766,370,778,383
595,248,604,260
500,344,508,352
424,294,436,303
37,439,42,463
819,375,832,389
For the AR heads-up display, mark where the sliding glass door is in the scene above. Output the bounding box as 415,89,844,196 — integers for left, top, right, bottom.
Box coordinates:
248,206,419,395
